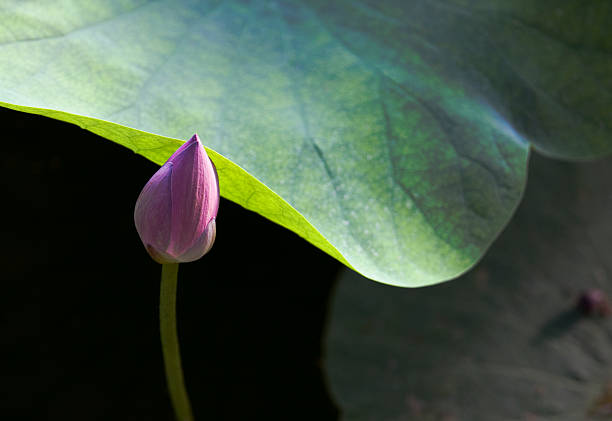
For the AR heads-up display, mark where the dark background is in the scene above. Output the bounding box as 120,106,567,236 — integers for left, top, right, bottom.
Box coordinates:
4,106,612,421
1,107,340,420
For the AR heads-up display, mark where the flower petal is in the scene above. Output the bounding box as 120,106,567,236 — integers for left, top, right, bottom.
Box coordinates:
176,218,216,262
134,162,173,254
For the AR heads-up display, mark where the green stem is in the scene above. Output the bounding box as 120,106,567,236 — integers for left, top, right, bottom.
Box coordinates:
160,263,194,421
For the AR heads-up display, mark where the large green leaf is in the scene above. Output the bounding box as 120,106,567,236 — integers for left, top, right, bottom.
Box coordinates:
0,1,610,286
326,155,612,420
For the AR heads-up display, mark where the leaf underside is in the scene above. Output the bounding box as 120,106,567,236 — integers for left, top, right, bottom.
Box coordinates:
0,0,610,286
326,156,612,420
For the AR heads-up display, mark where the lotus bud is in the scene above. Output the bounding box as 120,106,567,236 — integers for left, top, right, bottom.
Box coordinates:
134,134,219,264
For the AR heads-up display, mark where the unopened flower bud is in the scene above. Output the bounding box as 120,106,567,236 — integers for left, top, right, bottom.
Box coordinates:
134,134,219,264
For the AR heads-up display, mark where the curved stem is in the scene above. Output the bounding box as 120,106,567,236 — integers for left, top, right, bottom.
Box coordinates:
160,263,194,421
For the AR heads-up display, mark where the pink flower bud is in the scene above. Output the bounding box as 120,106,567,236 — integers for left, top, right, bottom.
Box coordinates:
134,134,219,264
